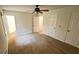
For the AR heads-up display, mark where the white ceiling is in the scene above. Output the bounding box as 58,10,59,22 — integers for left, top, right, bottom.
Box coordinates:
0,5,70,13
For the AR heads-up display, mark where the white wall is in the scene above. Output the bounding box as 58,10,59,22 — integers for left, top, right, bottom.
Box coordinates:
3,11,33,36
43,6,79,48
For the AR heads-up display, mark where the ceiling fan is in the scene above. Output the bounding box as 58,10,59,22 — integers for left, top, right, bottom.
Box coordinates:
32,5,49,14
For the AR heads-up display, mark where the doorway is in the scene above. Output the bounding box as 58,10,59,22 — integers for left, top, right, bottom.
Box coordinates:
5,15,16,43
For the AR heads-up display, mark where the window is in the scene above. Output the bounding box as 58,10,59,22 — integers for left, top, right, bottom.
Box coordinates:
6,15,16,33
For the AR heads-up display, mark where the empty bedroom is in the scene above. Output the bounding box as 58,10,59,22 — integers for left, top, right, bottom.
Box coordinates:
0,5,79,54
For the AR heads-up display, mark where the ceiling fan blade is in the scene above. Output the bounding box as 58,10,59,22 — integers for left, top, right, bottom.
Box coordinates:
39,11,43,14
40,10,49,11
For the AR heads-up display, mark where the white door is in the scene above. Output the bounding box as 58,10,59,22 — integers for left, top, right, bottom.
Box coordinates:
47,13,57,38
65,12,79,48
55,11,71,42
0,14,7,53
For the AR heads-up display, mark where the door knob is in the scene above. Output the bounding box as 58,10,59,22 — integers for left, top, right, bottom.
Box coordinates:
59,25,61,28
67,30,70,32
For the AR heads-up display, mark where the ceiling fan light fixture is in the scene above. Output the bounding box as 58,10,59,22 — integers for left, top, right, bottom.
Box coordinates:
32,5,49,14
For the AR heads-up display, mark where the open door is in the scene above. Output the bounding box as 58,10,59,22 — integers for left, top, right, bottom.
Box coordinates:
0,13,7,53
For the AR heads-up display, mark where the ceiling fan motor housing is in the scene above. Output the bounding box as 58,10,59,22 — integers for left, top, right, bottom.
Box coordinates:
35,8,40,13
